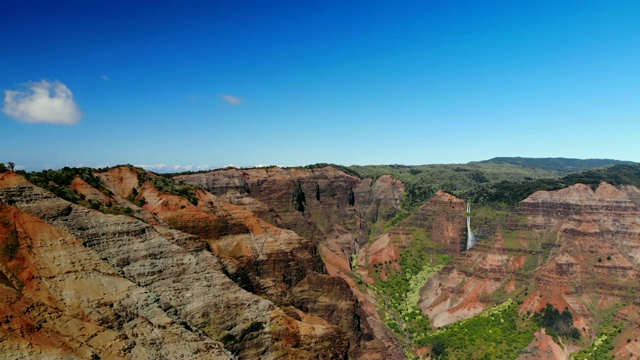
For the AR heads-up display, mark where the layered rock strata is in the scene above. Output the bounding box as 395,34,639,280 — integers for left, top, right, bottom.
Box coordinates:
0,171,351,359
174,166,405,251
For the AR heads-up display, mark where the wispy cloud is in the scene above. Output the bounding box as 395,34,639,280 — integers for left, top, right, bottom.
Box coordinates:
137,164,213,173
137,164,168,172
3,80,83,125
101,75,110,81
220,94,243,105
171,164,213,171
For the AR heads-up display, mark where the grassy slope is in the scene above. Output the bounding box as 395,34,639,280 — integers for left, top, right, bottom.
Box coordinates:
350,163,562,188
476,157,636,173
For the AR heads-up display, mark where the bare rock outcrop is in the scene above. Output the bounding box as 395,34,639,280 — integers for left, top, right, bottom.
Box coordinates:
411,190,467,254
175,166,405,251
0,200,232,359
516,328,570,360
522,182,640,265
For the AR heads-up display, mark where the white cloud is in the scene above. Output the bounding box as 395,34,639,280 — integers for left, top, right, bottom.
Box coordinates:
137,164,213,173
137,163,168,172
173,164,214,171
3,80,83,125
172,165,188,171
101,75,109,81
220,94,243,105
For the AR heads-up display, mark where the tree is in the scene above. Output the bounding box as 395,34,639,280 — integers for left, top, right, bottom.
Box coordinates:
534,303,580,340
431,340,447,359
7,162,15,171
0,163,6,173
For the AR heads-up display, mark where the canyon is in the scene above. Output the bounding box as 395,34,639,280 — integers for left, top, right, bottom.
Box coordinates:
0,162,639,359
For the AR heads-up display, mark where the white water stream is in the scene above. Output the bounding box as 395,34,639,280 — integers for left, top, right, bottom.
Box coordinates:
466,202,476,250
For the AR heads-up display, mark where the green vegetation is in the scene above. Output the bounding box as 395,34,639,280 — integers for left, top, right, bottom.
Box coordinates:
571,324,621,360
0,162,15,172
471,203,519,237
478,157,635,173
369,229,449,347
22,166,133,215
14,165,198,214
20,167,131,216
127,188,146,207
23,166,108,203
422,299,539,359
469,164,640,204
533,303,580,340
381,210,410,233
143,172,200,205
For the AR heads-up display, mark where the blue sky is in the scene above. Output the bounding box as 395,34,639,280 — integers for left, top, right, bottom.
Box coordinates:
2,1,639,171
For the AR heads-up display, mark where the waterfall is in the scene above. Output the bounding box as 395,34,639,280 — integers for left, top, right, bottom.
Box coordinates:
466,202,476,250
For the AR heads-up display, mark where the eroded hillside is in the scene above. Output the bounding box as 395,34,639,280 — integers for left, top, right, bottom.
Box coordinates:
0,168,404,359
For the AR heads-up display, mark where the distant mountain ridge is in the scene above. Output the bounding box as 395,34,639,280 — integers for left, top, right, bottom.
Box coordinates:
476,157,636,172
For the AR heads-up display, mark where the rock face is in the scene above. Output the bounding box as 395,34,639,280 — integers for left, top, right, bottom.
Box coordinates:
0,171,355,359
519,183,640,333
411,190,468,254
175,166,405,251
522,182,640,265
0,199,232,359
